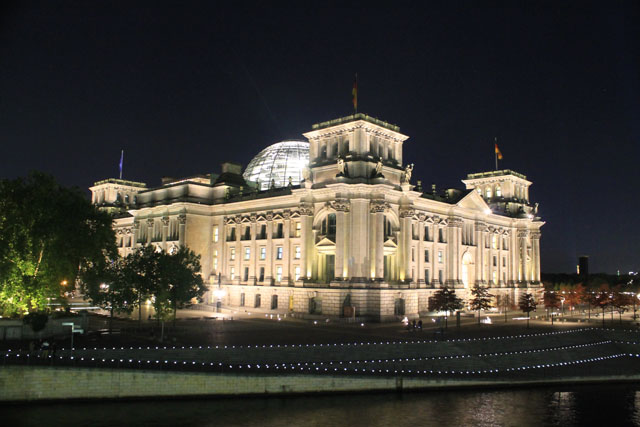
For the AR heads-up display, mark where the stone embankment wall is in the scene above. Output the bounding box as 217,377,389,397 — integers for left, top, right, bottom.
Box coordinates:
1,365,639,402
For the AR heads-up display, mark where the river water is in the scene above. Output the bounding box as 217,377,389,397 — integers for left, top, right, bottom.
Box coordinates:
7,384,640,427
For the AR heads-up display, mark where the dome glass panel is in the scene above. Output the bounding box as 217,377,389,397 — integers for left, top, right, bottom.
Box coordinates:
243,140,309,190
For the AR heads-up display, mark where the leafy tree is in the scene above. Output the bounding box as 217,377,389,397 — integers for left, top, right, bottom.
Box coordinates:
593,285,612,328
431,287,464,329
79,256,136,333
159,247,206,326
23,312,48,333
0,173,116,316
126,245,162,326
611,287,633,324
519,293,537,329
469,284,493,325
565,283,585,313
496,293,513,323
543,291,561,325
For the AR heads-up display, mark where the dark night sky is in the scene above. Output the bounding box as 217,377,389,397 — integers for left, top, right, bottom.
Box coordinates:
1,1,638,274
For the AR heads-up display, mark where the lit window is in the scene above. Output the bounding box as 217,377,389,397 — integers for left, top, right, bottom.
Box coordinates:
230,267,235,280
438,251,443,263
230,247,235,260
212,250,218,272
244,247,250,260
295,266,301,280
295,222,301,237
276,247,283,260
492,271,497,283
492,235,498,249
485,188,492,198
476,188,482,195
496,186,502,197
213,226,219,242
276,266,283,282
260,247,266,260
295,246,301,259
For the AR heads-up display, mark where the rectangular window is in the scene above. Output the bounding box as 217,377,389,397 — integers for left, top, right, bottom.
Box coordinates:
425,269,430,283
295,246,301,259
276,223,284,238
230,247,235,260
260,247,266,260
259,267,265,282
424,226,430,241
502,257,506,267
438,228,445,243
295,266,301,280
493,256,497,267
276,247,283,260
295,222,301,237
240,293,245,307
438,270,443,283
243,267,249,282
438,250,443,264
244,247,250,260
259,224,267,239
243,226,251,240
412,224,419,240
230,267,235,280
276,266,282,282
271,295,278,310
213,226,219,242
424,249,430,263
254,294,261,308
213,250,218,271
228,227,236,241
503,237,508,250
411,248,415,262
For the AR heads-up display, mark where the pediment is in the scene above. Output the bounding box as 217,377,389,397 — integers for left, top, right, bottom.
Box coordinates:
456,190,490,212
383,239,397,248
316,237,336,247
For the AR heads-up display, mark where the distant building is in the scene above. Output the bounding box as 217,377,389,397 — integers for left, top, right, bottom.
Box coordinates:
91,113,544,321
578,255,589,281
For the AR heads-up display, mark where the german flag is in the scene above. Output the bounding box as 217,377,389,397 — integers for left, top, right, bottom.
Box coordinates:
352,74,358,112
495,143,503,160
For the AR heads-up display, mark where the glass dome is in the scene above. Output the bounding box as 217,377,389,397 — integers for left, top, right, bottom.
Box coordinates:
243,140,309,190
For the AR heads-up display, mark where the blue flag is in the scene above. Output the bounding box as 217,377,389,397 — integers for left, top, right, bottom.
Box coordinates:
119,150,123,179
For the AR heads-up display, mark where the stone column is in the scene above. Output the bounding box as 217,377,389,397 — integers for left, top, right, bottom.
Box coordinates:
518,230,529,284
370,201,386,280
333,199,349,280
400,209,414,282
531,230,541,282
178,214,187,247
474,222,486,284
417,215,425,287
300,203,314,284
146,218,154,245
132,220,140,249
161,216,169,252
349,199,370,281
447,217,462,287
250,214,257,284
283,211,291,284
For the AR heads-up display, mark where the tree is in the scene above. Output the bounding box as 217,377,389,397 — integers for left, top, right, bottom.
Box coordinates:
79,256,136,333
469,284,494,325
565,283,585,314
0,173,116,316
519,293,537,329
431,287,464,329
593,285,612,328
126,245,162,327
159,247,206,326
496,293,513,323
543,291,561,325
611,287,633,324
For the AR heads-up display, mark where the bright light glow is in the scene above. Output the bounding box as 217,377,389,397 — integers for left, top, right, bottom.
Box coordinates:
243,140,309,190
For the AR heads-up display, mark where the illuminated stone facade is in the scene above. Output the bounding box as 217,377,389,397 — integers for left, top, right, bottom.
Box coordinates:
91,113,544,321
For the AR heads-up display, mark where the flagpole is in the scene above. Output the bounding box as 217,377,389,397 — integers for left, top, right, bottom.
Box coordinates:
119,150,124,180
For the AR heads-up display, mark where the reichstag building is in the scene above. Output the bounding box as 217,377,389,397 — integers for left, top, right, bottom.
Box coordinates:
90,113,543,321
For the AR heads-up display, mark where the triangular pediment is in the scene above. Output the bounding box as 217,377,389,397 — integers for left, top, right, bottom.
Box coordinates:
316,237,336,247
383,239,397,248
456,190,490,212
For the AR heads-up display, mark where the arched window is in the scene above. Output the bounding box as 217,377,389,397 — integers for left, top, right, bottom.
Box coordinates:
320,143,327,159
485,187,492,198
496,186,502,197
321,213,336,238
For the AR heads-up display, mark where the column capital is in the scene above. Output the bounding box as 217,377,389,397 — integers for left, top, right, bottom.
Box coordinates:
299,203,314,216
474,221,487,232
146,218,155,227
517,229,529,239
178,214,187,225
448,216,463,228
330,199,350,212
370,200,389,213
530,230,541,239
161,216,170,227
399,208,415,218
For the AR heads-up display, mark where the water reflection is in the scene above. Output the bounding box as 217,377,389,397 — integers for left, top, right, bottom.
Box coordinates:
7,384,640,427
